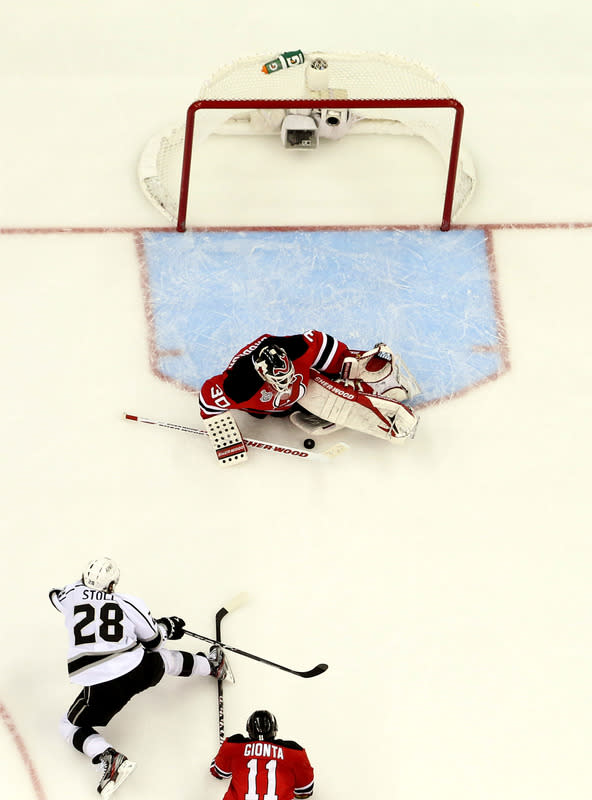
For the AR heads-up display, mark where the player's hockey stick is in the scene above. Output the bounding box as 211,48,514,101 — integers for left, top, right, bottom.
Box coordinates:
215,593,248,743
124,413,348,461
183,629,328,679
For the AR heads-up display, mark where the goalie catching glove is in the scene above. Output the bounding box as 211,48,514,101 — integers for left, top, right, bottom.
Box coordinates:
340,344,421,402
156,615,186,640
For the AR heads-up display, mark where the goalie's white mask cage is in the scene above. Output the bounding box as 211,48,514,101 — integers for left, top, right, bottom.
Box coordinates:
138,51,477,231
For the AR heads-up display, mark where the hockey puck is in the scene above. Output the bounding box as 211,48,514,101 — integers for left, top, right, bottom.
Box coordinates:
303,438,316,450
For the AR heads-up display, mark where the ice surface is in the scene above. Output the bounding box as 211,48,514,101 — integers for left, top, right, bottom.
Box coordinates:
142,228,505,404
1,3,591,800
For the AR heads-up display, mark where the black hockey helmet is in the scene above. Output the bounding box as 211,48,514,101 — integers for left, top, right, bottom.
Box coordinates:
246,710,278,741
252,343,295,392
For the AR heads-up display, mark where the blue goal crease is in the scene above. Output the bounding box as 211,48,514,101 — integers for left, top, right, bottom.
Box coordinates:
141,228,504,405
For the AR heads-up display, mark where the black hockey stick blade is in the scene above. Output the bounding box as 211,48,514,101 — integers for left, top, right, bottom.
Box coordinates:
294,663,329,678
216,608,228,629
183,629,328,678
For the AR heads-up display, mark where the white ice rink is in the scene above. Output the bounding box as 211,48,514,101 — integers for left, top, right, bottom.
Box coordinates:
1,3,591,800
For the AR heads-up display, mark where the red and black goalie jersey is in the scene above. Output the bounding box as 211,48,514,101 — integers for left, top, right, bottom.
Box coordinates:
199,330,351,419
211,734,314,800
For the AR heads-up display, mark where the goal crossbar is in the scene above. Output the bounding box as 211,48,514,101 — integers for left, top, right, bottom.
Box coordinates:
178,97,465,233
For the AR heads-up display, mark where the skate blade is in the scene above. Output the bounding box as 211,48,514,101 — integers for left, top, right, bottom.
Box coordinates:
290,410,342,436
99,760,136,798
222,653,235,685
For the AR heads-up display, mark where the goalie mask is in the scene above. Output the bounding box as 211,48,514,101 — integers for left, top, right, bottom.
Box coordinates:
247,710,278,741
252,344,296,392
82,557,120,591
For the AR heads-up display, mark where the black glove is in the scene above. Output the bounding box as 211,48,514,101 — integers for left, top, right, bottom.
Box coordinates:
157,616,186,640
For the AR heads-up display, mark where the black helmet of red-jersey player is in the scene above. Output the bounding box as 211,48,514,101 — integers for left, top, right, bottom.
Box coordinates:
252,343,296,392
246,710,278,741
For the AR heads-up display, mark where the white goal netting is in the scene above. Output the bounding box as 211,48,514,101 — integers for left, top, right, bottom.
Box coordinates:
139,51,476,228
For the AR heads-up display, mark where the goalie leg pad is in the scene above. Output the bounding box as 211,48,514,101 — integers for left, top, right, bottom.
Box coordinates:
300,372,418,443
205,412,248,466
289,409,342,436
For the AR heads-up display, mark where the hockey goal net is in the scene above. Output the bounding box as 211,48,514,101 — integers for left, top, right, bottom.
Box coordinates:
139,51,476,231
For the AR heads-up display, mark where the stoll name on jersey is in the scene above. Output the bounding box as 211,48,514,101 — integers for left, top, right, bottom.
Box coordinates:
81,588,114,601
243,743,285,759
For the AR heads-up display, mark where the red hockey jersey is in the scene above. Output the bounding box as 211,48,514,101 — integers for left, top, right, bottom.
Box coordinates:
211,734,314,800
199,330,350,419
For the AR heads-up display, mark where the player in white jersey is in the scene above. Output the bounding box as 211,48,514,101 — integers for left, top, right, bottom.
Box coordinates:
50,557,228,798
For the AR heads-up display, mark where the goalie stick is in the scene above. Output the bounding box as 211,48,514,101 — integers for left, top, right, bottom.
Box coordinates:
183,629,328,679
124,413,348,462
215,593,248,743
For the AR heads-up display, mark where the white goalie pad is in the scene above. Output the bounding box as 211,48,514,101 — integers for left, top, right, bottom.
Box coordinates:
299,372,419,443
289,409,343,436
341,344,421,401
204,412,248,466
391,353,421,400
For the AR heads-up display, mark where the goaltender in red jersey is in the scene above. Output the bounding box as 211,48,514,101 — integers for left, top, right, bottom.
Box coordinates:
199,329,421,444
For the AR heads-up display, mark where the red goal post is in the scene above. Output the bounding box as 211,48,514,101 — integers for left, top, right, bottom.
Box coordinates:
138,52,476,232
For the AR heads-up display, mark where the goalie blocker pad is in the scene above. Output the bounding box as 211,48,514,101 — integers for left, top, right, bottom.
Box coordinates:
204,412,248,466
299,371,419,443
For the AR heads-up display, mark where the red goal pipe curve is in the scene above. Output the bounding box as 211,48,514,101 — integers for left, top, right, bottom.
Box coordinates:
178,98,464,233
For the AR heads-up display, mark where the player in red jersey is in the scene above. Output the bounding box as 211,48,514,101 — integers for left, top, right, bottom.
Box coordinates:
199,330,350,419
199,330,422,443
211,710,314,800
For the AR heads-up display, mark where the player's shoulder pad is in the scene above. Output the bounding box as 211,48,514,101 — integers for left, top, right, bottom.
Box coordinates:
224,357,264,402
273,334,311,360
226,734,249,744
116,590,145,606
49,581,79,608
117,592,156,623
274,738,305,751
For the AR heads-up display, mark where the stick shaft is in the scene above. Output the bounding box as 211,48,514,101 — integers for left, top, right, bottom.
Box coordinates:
124,413,344,461
215,607,227,744
184,629,328,678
